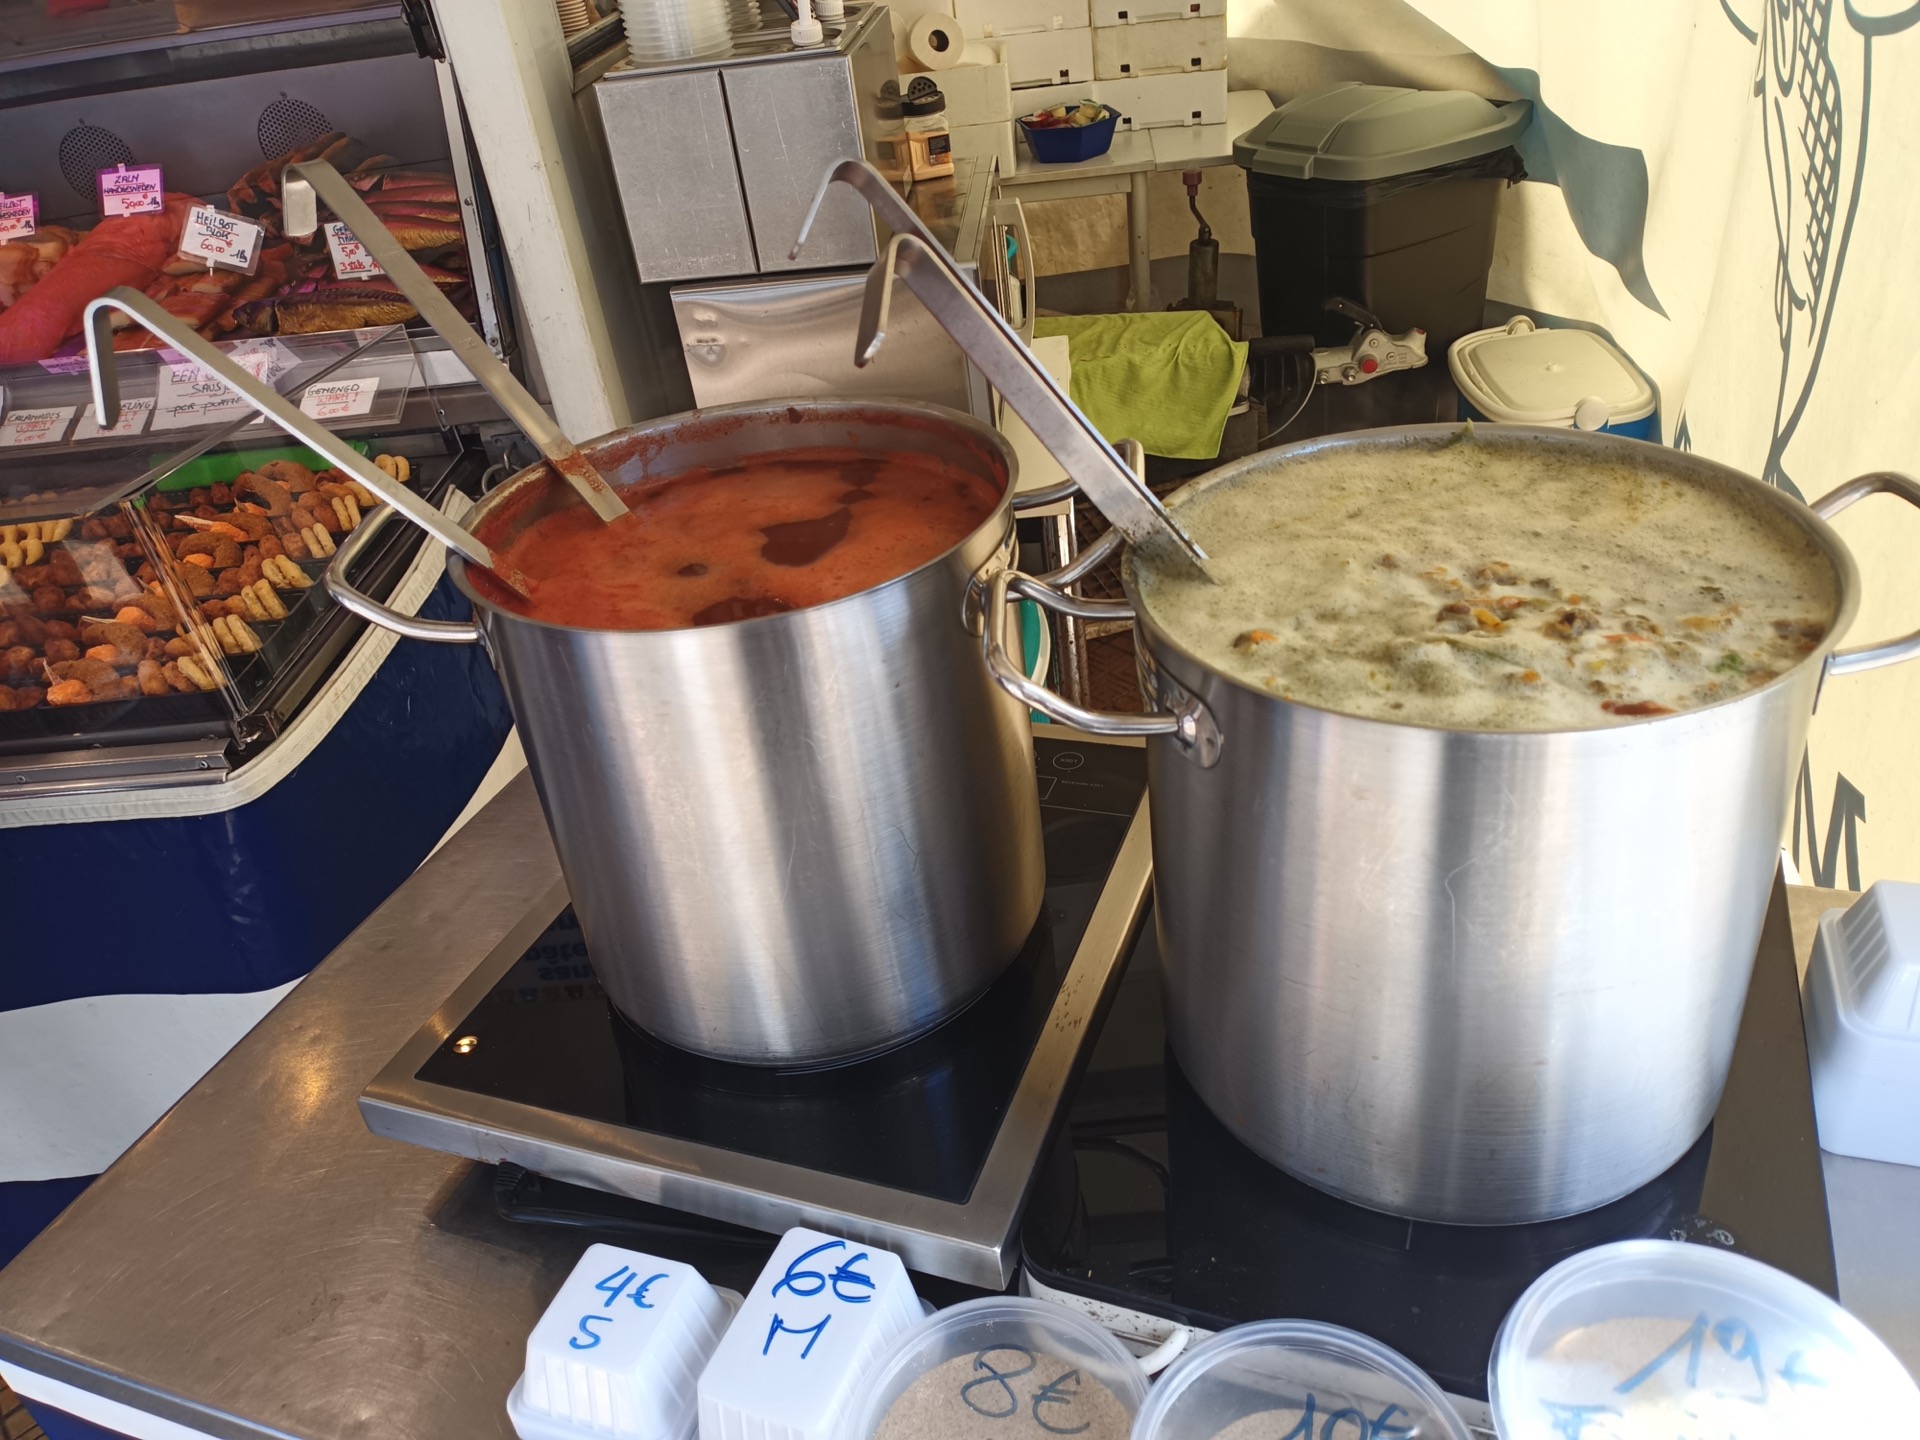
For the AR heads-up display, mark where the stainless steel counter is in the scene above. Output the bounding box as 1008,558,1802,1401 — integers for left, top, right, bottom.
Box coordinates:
0,783,1912,1440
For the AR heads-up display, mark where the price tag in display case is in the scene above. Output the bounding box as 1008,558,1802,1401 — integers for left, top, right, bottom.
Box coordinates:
0,406,77,447
324,222,385,279
177,205,264,275
299,376,380,421
72,396,155,442
0,193,39,242
98,163,165,218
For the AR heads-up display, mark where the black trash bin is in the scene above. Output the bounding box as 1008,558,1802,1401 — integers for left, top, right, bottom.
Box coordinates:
1235,83,1531,349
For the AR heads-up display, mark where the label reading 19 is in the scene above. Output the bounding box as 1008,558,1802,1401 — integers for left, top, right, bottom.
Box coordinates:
761,1239,875,1361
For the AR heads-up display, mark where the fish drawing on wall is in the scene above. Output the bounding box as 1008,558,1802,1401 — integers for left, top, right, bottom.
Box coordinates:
1718,0,1920,498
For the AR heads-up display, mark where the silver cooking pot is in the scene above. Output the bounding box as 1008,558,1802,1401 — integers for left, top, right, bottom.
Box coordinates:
984,424,1920,1224
331,399,1045,1065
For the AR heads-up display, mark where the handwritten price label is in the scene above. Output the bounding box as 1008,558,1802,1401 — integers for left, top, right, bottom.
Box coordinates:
0,406,77,447
72,396,155,442
0,193,39,243
98,163,165,218
178,204,263,275
299,376,381,421
324,222,384,279
152,346,287,432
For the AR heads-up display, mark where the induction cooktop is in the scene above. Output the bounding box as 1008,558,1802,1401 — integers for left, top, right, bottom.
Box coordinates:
1020,881,1836,1405
362,729,1153,1288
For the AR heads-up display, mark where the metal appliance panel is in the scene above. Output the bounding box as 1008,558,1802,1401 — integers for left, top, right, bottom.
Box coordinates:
671,270,975,411
592,67,757,282
725,53,876,273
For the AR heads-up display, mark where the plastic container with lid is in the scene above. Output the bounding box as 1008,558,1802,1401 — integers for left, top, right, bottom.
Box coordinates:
1804,880,1920,1167
903,78,956,181
1449,315,1658,439
1134,1320,1472,1440
508,1243,734,1440
1233,83,1531,349
698,1228,922,1440
845,1298,1148,1440
1491,1239,1920,1438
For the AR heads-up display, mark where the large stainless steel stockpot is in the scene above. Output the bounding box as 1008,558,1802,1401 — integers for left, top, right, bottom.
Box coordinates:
333,399,1044,1065
986,424,1920,1224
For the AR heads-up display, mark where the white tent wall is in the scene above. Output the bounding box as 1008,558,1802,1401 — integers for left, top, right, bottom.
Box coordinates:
1230,0,1920,887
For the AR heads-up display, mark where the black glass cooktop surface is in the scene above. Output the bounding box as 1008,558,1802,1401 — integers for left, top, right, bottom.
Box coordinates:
414,735,1147,1207
1022,887,1836,1401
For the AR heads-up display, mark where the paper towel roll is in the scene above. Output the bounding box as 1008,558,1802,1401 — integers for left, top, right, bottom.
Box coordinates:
907,12,963,70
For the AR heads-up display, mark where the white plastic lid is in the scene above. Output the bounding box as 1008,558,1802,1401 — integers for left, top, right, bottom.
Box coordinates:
846,1297,1148,1440
1490,1240,1920,1438
697,1228,922,1440
1134,1320,1470,1440
1448,316,1655,427
508,1243,733,1440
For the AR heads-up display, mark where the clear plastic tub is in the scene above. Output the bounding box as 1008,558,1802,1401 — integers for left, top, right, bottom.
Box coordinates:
1133,1321,1471,1440
1490,1240,1920,1438
622,0,732,63
846,1298,1148,1440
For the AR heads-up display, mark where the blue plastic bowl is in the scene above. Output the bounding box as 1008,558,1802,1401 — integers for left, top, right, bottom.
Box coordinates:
1018,106,1118,163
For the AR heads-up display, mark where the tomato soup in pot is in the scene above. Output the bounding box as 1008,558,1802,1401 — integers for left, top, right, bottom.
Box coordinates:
469,447,1004,631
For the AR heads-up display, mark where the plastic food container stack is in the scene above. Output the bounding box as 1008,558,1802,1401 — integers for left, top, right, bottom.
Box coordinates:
846,1298,1148,1440
508,1244,733,1440
1449,315,1658,439
1491,1240,1920,1438
1135,1321,1471,1440
698,1228,922,1440
1803,880,1920,1166
623,0,732,63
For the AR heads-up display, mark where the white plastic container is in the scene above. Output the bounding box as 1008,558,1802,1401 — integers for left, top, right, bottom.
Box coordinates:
1091,0,1224,25
697,1228,921,1440
1133,1321,1470,1440
941,54,1014,125
953,0,1090,39
508,1244,733,1440
1092,16,1226,80
1000,27,1094,88
1092,69,1226,128
1804,880,1920,1166
1448,315,1658,438
846,1298,1148,1440
1491,1240,1920,1438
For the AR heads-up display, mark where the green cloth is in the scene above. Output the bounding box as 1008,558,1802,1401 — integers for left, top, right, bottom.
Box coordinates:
1034,311,1248,461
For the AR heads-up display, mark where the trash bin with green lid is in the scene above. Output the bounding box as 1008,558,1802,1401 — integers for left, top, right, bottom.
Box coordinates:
1234,83,1531,350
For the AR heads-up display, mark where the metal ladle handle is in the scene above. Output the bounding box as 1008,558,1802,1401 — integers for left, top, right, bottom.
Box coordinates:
81,288,500,574
280,159,628,525
796,160,1213,580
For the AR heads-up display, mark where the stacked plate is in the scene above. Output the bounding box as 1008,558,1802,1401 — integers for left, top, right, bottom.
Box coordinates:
620,0,732,62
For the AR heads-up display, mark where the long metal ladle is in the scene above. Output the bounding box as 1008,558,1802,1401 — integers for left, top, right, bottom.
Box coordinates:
279,159,628,525
795,159,1214,580
81,289,533,597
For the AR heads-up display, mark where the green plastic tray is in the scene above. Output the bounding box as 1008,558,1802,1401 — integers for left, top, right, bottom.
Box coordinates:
151,440,369,492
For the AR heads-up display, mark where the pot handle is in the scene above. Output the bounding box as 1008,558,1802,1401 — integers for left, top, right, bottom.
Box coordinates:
1811,471,1920,677
982,567,1221,763
325,504,482,645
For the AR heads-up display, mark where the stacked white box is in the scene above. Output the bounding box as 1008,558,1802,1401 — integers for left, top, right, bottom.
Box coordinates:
940,52,1013,125
1000,26,1094,87
1090,0,1223,22
1093,15,1226,78
954,0,1090,38
1092,68,1227,128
